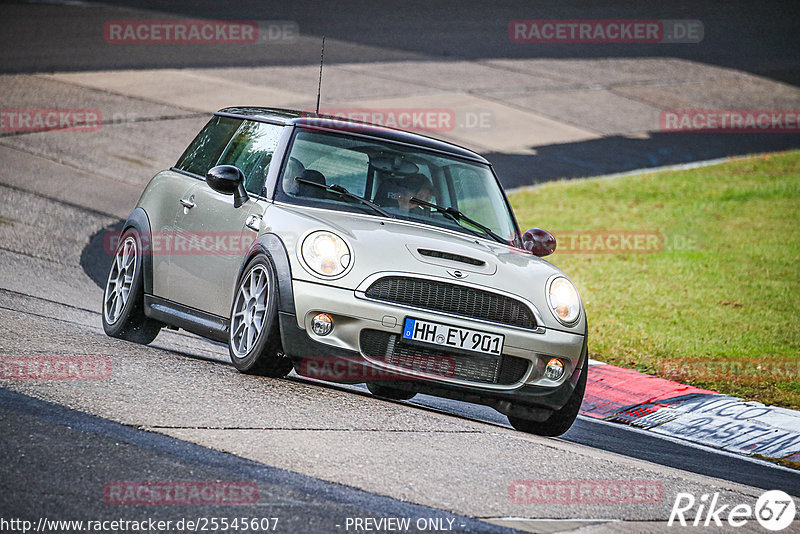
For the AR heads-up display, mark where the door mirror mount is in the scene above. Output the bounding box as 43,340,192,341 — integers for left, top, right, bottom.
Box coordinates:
206,165,249,208
523,228,557,257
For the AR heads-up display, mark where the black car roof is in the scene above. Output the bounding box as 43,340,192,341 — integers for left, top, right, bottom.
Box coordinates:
215,107,489,164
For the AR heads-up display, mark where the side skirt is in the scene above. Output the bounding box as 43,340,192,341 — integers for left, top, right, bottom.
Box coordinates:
144,295,229,343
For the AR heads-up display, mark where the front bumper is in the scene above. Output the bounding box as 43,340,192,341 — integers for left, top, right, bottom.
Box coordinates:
280,279,587,415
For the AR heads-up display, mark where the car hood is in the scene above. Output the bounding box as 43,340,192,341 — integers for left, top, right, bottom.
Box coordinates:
266,203,585,333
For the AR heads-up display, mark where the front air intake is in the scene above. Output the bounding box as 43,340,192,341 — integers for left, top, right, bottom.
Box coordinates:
360,329,529,385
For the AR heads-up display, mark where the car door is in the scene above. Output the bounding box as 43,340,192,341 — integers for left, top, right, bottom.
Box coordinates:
154,115,243,300
168,120,284,318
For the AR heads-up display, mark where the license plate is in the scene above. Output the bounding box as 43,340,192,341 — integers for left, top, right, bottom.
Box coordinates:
401,318,504,356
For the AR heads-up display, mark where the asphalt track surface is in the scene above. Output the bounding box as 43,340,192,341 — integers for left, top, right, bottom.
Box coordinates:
3,1,800,185
0,388,512,533
4,1,799,84
1,1,799,532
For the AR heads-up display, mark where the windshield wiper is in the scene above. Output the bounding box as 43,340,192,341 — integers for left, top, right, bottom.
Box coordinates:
295,178,394,219
410,198,508,245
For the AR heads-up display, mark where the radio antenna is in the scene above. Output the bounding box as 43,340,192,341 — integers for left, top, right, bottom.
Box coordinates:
315,36,325,115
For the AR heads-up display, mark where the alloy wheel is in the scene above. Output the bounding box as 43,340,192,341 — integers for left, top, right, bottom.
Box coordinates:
231,265,270,357
104,236,137,324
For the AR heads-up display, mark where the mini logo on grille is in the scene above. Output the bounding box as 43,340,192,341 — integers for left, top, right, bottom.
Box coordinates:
447,269,467,279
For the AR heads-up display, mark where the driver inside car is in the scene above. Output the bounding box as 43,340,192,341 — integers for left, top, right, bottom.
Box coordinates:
396,173,434,215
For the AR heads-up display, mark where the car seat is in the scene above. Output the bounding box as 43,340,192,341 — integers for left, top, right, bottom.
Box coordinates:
297,169,327,198
373,178,404,208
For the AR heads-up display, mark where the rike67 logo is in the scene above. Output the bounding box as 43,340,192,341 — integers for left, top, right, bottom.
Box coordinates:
669,490,796,531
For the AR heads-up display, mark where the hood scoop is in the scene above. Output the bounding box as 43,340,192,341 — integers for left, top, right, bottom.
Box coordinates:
417,248,485,267
406,245,497,275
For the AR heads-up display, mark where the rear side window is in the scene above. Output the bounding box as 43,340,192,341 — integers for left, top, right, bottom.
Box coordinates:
175,116,242,176
217,121,284,195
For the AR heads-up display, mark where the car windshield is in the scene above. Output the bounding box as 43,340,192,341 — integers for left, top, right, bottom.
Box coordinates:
275,128,520,245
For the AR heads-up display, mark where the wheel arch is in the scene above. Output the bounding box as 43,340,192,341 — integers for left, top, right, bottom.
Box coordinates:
234,233,298,356
121,207,154,295
236,233,295,316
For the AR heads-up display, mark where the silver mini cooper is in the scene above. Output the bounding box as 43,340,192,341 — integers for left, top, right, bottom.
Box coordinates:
102,107,587,436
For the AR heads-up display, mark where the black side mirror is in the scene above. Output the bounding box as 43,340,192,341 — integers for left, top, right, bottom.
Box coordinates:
206,165,249,208
523,228,557,257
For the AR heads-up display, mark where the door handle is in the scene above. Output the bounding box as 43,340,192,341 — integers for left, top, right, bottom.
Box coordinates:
179,198,195,209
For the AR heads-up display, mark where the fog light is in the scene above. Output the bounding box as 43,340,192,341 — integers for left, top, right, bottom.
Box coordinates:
311,313,333,336
545,358,565,380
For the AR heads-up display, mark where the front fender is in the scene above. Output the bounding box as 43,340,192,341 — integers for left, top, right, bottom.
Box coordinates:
122,207,153,295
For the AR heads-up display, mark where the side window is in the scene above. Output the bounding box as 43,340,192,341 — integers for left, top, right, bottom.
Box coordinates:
297,147,369,197
175,116,242,176
217,121,284,195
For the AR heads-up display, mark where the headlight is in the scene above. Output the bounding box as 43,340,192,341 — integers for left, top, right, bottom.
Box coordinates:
547,276,581,325
301,231,351,278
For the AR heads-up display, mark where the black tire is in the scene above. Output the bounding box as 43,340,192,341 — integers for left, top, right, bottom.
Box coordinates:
508,355,587,437
229,255,292,378
366,382,417,401
102,229,162,344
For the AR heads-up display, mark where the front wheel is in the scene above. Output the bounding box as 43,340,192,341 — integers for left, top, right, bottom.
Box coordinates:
508,355,587,437
102,229,162,344
229,255,292,378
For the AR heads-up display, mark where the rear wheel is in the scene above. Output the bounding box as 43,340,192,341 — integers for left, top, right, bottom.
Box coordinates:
102,229,162,344
508,355,587,437
229,255,292,378
366,382,417,401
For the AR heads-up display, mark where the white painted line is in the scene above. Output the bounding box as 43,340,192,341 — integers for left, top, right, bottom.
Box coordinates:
484,517,617,523
23,0,92,5
484,517,617,522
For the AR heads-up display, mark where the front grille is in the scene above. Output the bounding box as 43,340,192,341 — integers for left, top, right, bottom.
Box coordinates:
364,276,536,329
360,329,529,385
